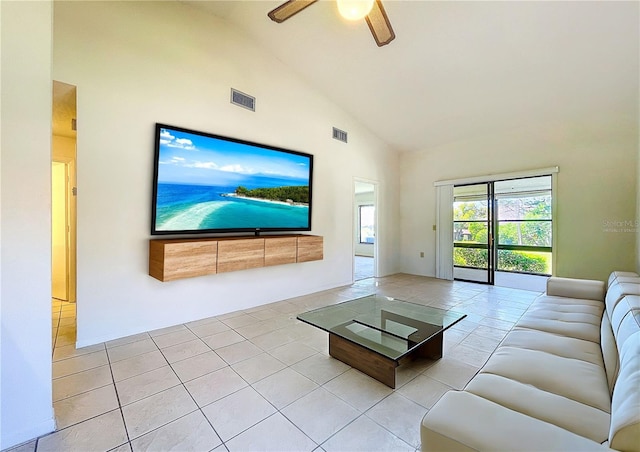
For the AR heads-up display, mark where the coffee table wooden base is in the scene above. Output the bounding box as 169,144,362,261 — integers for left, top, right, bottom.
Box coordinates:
328,331,444,389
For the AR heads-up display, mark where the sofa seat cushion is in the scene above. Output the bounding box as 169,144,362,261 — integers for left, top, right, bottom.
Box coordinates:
532,295,604,309
421,391,611,452
527,298,604,321
480,346,611,413
529,297,604,317
514,295,603,342
501,327,604,366
517,312,602,343
465,373,610,443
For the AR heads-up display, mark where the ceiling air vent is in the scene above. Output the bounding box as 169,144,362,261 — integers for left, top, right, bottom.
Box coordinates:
230,88,255,112
332,127,348,143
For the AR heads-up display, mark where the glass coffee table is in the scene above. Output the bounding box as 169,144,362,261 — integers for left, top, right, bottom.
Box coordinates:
297,295,466,388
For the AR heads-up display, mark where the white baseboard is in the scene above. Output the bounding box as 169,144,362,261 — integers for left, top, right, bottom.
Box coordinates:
1,416,55,450
495,271,548,292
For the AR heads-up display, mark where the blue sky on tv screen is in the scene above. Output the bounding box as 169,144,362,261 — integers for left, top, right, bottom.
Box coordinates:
157,127,311,187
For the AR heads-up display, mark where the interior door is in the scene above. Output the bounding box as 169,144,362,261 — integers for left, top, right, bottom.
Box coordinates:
52,161,69,300
453,183,494,284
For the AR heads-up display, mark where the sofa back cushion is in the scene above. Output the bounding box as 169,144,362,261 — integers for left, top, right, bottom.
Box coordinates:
607,294,640,451
602,276,640,386
547,277,606,301
601,312,619,394
608,271,640,286
605,282,640,320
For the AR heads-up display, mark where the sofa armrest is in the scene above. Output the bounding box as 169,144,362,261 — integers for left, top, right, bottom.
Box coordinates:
421,391,611,451
546,277,606,301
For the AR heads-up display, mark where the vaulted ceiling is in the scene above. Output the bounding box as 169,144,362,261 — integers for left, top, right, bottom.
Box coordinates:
185,1,637,153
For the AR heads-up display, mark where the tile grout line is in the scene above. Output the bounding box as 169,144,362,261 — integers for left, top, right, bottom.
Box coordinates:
143,329,222,448
153,325,251,450
105,340,133,450
189,331,279,448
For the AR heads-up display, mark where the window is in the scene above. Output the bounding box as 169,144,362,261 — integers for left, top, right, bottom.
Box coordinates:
495,176,552,275
359,205,375,244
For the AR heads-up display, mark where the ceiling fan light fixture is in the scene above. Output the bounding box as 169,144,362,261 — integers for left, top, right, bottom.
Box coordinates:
268,0,395,47
337,0,374,21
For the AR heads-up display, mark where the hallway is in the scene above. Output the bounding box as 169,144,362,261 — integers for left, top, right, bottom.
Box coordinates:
52,299,76,354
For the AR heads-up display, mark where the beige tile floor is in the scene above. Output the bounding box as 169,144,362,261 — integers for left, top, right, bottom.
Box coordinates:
7,274,539,452
354,256,374,281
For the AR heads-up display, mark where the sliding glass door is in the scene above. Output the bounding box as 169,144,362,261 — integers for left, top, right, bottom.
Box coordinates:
453,183,494,284
494,177,552,276
453,176,552,285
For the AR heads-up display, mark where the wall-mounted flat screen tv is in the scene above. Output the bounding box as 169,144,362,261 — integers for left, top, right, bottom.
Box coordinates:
151,123,313,235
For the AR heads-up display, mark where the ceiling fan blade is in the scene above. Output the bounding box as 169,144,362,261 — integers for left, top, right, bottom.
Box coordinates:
365,0,395,47
268,0,318,23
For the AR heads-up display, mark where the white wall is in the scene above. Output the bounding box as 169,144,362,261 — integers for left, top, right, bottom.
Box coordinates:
52,1,400,346
0,1,56,448
400,113,638,283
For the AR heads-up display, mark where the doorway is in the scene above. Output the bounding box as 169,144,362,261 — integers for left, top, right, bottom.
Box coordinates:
453,175,553,289
453,183,493,284
354,180,377,280
52,81,77,352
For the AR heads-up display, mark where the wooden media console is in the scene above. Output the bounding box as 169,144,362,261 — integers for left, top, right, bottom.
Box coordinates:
149,235,323,281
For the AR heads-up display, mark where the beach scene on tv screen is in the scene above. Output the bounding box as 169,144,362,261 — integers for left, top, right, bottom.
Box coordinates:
154,127,311,232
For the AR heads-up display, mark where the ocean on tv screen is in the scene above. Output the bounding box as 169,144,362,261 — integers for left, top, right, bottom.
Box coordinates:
155,182,310,231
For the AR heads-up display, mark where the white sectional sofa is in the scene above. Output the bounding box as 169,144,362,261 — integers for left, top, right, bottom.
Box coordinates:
421,271,640,451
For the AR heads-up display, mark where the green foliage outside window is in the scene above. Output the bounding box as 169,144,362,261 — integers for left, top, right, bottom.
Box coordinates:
498,250,550,274
453,248,488,269
497,196,551,247
453,195,552,274
454,248,551,274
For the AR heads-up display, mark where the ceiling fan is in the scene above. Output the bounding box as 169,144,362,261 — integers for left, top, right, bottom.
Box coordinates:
267,0,396,47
